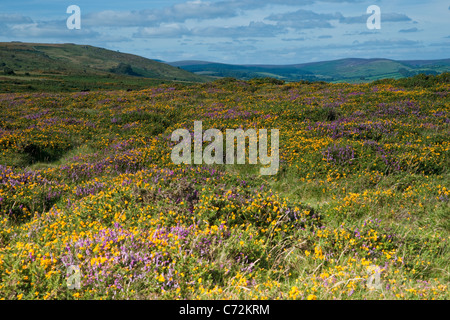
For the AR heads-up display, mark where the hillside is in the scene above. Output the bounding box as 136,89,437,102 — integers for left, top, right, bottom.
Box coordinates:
169,58,450,83
0,74,449,300
0,42,209,92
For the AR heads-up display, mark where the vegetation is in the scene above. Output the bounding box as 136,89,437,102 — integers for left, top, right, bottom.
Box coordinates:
109,63,140,77
170,58,450,83
0,42,210,93
0,73,448,300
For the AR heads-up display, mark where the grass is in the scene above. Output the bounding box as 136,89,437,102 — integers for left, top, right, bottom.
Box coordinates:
0,42,210,92
0,73,205,93
173,58,450,83
0,73,448,300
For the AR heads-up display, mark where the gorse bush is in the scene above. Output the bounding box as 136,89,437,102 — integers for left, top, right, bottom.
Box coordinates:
0,74,448,300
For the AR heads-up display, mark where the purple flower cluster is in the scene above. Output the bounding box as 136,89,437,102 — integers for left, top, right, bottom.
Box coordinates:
376,100,420,117
308,118,392,140
0,165,52,188
60,149,147,181
363,140,400,171
322,145,356,165
24,110,50,120
61,224,195,292
75,181,106,198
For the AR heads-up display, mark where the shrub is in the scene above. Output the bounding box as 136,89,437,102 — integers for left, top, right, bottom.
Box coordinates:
3,67,15,75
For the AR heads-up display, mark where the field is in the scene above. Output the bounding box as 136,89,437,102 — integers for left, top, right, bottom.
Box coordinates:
170,58,450,83
0,42,209,93
0,74,449,300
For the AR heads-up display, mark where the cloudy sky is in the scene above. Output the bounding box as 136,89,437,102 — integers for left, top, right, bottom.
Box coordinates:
0,0,449,64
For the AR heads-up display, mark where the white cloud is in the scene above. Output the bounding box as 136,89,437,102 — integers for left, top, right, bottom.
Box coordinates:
0,14,33,24
135,24,190,38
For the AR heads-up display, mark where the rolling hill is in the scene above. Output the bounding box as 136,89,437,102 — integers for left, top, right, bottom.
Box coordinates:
0,42,209,92
2,42,449,92
169,58,450,83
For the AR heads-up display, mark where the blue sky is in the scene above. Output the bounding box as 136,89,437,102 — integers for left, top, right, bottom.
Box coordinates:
0,0,449,64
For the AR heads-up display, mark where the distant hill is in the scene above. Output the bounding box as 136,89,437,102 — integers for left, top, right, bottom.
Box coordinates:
0,42,208,83
2,42,449,92
169,58,450,83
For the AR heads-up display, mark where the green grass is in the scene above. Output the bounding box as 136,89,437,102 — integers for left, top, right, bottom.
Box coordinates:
0,42,211,92
0,73,448,300
173,58,450,83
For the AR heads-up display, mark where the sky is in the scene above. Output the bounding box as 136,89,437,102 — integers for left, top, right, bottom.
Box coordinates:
0,0,449,64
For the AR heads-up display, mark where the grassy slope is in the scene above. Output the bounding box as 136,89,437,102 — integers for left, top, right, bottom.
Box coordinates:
0,74,448,300
170,58,450,83
0,42,210,92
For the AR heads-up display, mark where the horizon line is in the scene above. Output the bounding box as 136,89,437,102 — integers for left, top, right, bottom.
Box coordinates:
2,41,450,67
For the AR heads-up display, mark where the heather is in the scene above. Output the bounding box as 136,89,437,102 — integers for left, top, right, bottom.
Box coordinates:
0,75,449,299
